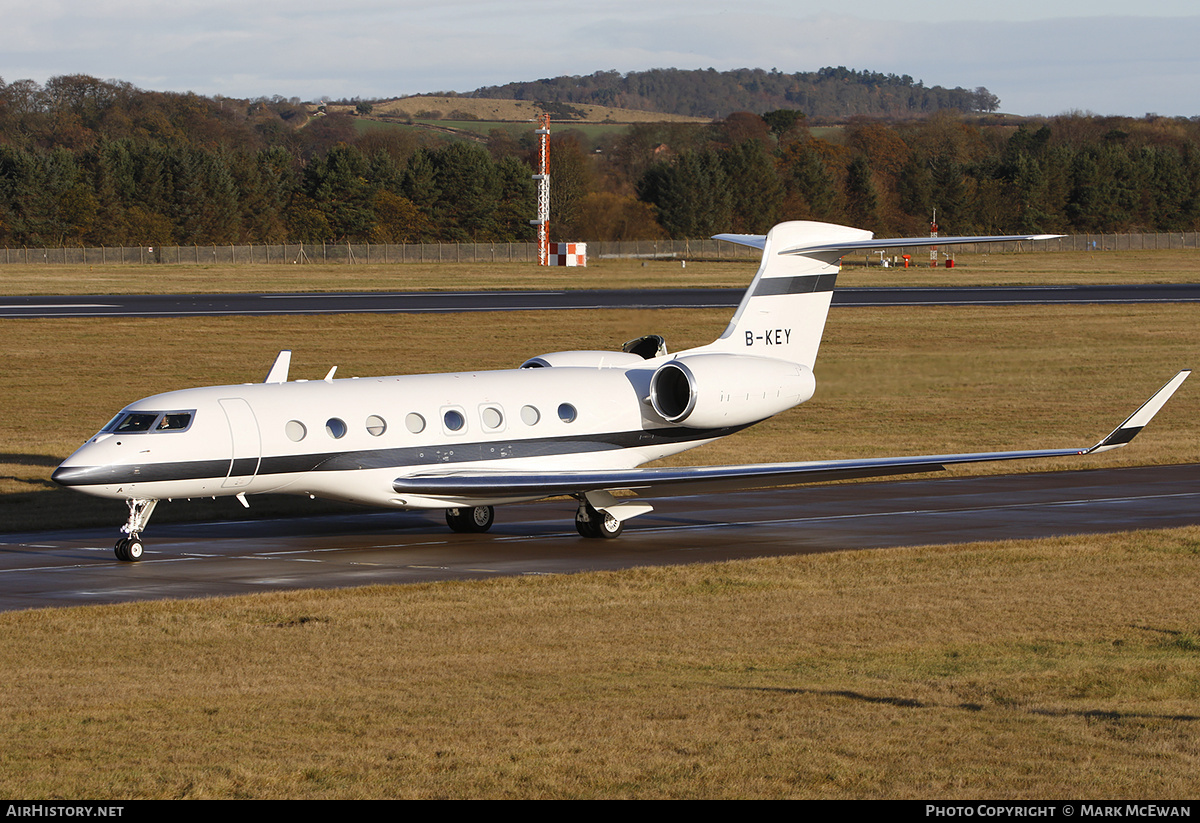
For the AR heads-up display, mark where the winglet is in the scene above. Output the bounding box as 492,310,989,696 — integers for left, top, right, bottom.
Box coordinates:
264,350,292,384
1089,370,1191,453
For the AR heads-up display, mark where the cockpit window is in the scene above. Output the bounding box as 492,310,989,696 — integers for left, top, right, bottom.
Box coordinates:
104,410,196,434
113,413,158,433
157,413,192,431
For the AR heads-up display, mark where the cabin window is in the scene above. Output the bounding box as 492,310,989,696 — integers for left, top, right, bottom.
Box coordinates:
286,420,307,442
325,418,348,439
520,405,540,426
558,403,577,423
443,409,466,433
365,415,387,436
480,406,503,430
405,413,426,434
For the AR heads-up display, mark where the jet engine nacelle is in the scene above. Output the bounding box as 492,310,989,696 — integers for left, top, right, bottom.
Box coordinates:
648,354,815,428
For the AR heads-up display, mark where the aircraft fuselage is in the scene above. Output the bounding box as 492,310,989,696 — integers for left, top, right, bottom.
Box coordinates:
53,360,752,510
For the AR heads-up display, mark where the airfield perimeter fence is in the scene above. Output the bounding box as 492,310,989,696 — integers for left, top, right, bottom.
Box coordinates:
3,233,1200,266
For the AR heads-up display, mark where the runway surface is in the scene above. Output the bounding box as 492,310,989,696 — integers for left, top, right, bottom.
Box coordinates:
2,463,1197,612
3,283,1200,318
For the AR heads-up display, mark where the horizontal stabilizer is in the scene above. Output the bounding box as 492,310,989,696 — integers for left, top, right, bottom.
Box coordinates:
783,233,1063,256
714,226,1063,258
712,233,767,250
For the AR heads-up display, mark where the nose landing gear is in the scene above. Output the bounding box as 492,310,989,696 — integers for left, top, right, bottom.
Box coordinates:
114,498,157,562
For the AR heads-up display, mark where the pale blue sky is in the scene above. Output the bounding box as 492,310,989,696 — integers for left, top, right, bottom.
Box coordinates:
2,1,1197,117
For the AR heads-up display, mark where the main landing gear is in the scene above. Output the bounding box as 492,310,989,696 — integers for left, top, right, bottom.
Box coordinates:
575,501,623,539
445,505,495,533
114,498,157,562
443,502,625,538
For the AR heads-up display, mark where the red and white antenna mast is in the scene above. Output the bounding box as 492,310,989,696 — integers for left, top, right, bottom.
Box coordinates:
929,208,939,267
531,113,550,265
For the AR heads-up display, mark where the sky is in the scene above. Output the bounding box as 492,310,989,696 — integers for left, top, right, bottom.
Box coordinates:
3,0,1198,118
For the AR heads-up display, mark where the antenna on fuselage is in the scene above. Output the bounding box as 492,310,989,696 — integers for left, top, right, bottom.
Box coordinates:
264,350,292,383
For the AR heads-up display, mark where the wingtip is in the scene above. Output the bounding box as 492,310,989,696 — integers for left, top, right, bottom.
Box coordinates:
1090,370,1190,452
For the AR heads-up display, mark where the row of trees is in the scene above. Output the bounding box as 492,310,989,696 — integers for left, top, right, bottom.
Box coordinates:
629,114,1200,239
3,74,1200,247
0,139,538,246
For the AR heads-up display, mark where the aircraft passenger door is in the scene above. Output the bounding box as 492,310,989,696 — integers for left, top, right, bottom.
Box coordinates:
219,397,262,488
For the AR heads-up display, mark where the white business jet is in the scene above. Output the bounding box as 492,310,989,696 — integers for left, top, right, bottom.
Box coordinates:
53,221,1190,561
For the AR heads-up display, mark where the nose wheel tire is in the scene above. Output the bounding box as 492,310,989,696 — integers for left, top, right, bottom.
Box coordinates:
115,536,144,562
445,506,495,533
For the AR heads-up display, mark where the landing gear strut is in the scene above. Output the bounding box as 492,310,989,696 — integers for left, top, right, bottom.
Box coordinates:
575,501,623,539
445,505,495,533
115,498,157,562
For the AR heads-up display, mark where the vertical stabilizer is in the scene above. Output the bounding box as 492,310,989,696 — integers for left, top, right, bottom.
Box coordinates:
698,221,872,369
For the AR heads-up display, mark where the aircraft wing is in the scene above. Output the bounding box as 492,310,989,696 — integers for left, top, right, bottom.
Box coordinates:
394,370,1189,501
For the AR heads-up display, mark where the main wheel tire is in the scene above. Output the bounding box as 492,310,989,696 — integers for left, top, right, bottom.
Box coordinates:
576,506,623,539
467,505,494,532
446,506,494,533
596,511,624,539
575,509,600,538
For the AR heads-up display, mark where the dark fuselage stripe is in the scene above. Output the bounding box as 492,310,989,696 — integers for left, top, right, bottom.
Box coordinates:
52,423,756,487
752,273,838,297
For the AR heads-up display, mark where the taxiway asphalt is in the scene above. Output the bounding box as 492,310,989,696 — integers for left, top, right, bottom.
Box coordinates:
2,464,1197,612
4,283,1196,610
3,283,1200,318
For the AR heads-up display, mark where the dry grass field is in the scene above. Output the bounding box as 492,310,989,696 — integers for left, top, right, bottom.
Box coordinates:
2,248,1200,297
0,528,1197,798
0,251,1197,798
337,96,707,123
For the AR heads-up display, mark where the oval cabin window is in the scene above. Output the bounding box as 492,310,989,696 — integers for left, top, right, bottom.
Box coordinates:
481,407,503,429
443,410,465,432
365,415,387,436
405,413,426,434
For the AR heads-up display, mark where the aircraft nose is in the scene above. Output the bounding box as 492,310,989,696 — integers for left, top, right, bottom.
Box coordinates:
51,462,103,487
52,443,110,487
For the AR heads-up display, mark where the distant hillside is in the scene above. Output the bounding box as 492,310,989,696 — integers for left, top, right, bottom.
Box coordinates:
469,67,999,121
355,96,705,124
